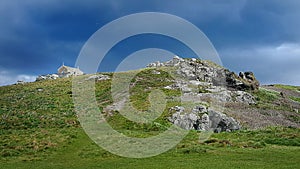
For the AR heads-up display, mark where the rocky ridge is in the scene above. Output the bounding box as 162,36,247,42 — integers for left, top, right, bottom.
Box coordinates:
147,56,260,132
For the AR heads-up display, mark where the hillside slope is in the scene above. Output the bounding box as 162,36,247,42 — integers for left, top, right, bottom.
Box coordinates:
0,57,300,168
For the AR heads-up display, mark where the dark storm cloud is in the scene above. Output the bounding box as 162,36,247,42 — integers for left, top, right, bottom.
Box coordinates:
0,0,299,86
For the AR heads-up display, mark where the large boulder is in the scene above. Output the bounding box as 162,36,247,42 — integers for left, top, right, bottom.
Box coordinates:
226,71,259,91
168,106,241,132
208,110,241,133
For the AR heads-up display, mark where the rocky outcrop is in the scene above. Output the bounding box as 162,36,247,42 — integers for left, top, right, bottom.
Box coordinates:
180,90,255,105
147,56,184,68
36,74,59,81
226,71,259,91
208,110,241,133
233,91,256,104
146,56,259,132
168,105,240,133
147,61,165,67
147,56,259,91
85,74,110,81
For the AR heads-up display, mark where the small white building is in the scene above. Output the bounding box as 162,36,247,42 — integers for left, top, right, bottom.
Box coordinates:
57,64,84,78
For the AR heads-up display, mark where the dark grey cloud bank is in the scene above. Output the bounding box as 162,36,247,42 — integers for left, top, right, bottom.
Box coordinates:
0,0,299,86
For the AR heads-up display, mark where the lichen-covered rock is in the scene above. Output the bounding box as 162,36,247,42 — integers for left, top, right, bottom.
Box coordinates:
168,106,241,133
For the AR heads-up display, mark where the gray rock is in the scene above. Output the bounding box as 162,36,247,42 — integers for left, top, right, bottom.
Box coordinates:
171,112,199,130
164,80,186,90
16,80,25,85
151,70,161,75
192,105,207,113
36,74,59,81
164,56,184,67
232,91,256,104
201,113,210,131
181,85,192,93
147,61,165,67
85,74,110,81
208,110,240,132
37,88,44,92
170,106,185,113
146,56,259,91
168,105,240,132
206,86,226,93
227,71,260,91
189,80,211,86
177,61,197,80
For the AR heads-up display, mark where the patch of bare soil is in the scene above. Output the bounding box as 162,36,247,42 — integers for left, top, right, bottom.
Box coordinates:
262,85,300,98
224,102,300,129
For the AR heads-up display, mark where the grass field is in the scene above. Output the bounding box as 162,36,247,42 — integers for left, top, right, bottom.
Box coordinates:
1,70,300,168
1,127,300,169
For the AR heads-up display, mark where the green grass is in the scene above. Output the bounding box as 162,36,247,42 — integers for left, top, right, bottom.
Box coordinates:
129,68,176,111
251,88,296,112
290,96,300,103
209,127,300,147
274,84,300,92
253,88,280,102
1,71,300,168
1,128,299,169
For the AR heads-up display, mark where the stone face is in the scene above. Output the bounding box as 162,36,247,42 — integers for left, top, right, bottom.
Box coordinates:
208,110,240,132
168,105,240,132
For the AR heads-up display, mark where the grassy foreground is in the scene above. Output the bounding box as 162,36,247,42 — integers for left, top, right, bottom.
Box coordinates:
1,127,299,169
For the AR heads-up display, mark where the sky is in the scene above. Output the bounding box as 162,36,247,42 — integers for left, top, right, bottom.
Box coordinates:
0,0,300,86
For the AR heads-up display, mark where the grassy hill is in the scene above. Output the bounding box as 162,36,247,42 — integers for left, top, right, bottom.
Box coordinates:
0,69,300,169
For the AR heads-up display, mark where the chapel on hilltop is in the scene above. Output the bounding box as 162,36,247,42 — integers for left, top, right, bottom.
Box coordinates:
57,64,84,78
